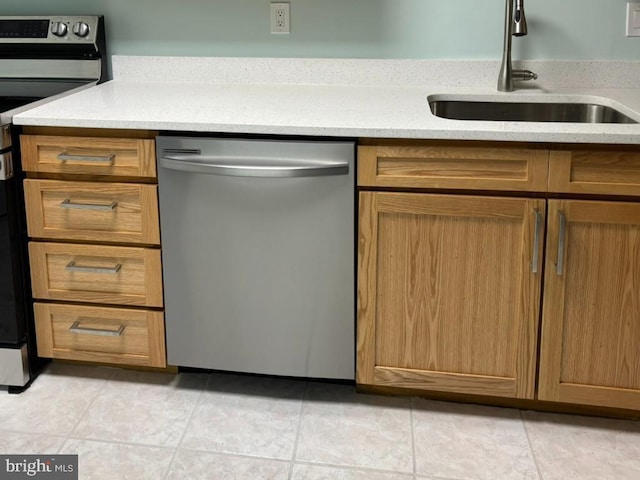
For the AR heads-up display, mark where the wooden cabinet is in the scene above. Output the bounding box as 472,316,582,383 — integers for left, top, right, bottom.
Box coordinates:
34,303,166,368
539,200,640,410
21,134,156,178
24,179,160,244
358,140,640,412
29,242,163,307
548,145,640,196
358,191,544,399
358,141,548,191
21,129,166,368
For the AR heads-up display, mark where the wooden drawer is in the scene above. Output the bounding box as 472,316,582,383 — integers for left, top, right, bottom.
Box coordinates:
34,302,166,367
20,135,156,178
24,179,160,245
29,242,163,307
358,142,549,191
549,146,640,196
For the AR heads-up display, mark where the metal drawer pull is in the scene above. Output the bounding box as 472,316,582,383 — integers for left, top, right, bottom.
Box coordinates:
57,153,115,164
65,261,122,274
69,321,125,337
531,209,542,273
557,211,566,276
60,199,118,211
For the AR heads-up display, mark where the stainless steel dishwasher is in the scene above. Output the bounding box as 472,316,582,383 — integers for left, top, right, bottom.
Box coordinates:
156,136,355,379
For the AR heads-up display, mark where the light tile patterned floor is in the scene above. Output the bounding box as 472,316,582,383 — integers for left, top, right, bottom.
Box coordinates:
1,363,640,480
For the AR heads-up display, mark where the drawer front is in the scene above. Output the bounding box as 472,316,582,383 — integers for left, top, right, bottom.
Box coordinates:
34,303,166,367
358,142,549,191
549,147,640,196
24,179,160,245
29,242,163,307
20,135,156,178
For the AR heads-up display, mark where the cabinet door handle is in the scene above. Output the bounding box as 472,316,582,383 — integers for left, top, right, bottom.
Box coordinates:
69,320,125,337
57,153,115,164
557,211,567,276
60,199,118,211
65,261,122,274
531,209,542,273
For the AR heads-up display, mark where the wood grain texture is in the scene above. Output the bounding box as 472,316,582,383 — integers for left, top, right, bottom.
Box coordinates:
20,135,157,178
548,147,640,196
21,127,158,139
539,199,640,410
357,143,549,191
357,191,544,399
358,383,640,420
356,192,378,385
29,242,163,307
34,302,166,367
22,130,166,371
373,366,517,397
24,179,160,245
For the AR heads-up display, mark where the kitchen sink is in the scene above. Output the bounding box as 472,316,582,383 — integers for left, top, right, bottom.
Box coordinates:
429,99,638,124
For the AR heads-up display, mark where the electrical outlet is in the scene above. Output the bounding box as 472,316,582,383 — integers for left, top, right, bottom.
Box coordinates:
627,2,640,37
270,2,290,34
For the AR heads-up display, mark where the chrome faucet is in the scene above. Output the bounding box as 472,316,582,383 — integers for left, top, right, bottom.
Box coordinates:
497,0,538,92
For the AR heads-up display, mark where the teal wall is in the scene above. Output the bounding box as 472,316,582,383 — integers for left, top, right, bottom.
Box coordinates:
1,0,638,60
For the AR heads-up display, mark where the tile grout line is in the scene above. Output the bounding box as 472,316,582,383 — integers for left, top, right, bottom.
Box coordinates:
287,380,308,480
0,427,69,438
161,372,211,480
520,410,546,480
62,434,180,451
177,446,291,463
292,459,417,478
63,367,119,447
410,396,418,478
415,475,474,480
409,397,482,480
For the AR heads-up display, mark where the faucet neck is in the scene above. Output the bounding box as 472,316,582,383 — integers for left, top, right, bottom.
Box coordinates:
497,0,515,92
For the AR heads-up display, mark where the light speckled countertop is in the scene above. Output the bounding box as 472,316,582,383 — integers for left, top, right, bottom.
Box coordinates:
13,56,640,144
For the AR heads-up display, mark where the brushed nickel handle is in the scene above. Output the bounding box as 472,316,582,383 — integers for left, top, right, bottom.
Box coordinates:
531,208,542,273
0,152,13,180
57,153,115,164
557,211,566,276
65,261,122,274
60,199,118,211
160,154,349,178
69,321,125,337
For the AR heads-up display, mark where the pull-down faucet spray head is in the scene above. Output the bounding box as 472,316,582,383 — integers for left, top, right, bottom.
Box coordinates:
513,0,528,36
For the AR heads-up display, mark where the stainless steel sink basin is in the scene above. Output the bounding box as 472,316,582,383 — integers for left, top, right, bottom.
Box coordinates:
429,100,638,124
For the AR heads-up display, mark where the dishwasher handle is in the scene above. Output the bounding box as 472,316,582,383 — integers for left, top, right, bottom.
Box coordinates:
159,154,349,178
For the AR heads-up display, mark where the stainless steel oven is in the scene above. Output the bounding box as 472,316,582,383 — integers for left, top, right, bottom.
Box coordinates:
0,16,106,392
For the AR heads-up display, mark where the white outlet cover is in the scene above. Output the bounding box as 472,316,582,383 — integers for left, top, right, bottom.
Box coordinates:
627,2,640,37
270,2,290,34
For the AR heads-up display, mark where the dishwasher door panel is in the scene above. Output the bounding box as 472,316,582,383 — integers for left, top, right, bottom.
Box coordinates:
157,137,355,380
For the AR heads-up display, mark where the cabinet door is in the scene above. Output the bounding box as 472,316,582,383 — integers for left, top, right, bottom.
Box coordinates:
539,200,640,410
358,192,545,399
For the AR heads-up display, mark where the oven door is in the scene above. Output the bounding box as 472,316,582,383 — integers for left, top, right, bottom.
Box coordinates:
0,139,34,388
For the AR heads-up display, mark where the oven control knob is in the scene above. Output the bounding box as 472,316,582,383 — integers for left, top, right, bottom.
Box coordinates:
51,22,68,37
72,22,90,38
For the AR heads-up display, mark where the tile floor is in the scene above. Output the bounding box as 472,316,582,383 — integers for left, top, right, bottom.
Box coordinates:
1,363,640,480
